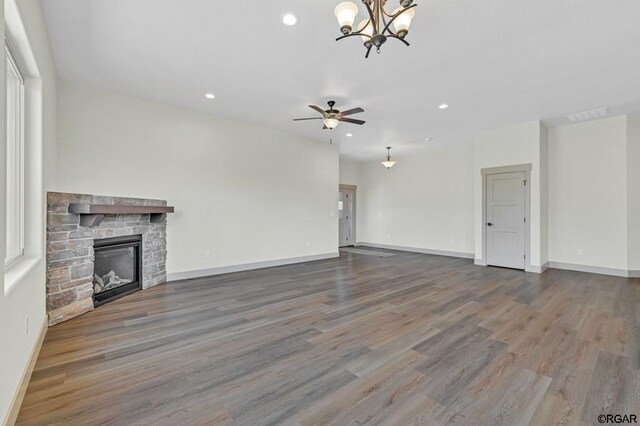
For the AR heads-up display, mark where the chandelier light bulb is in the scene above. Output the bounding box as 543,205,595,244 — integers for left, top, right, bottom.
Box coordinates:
357,19,374,44
392,7,416,37
334,2,359,34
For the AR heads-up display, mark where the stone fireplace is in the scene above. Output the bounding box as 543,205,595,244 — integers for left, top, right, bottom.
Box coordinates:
46,192,174,326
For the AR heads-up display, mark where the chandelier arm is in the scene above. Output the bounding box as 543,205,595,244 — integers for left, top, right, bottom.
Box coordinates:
381,4,418,35
336,31,373,42
387,34,411,46
364,45,373,58
363,1,377,33
381,10,389,29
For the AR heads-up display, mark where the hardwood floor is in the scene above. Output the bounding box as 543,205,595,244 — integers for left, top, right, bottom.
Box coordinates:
17,248,640,425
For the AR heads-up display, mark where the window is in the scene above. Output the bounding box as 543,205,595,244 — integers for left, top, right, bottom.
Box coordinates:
5,43,24,267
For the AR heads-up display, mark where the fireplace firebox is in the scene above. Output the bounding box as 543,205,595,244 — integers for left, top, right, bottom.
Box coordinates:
93,235,142,306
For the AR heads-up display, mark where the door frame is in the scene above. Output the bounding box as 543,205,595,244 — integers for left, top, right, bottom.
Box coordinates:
339,184,357,247
479,164,532,272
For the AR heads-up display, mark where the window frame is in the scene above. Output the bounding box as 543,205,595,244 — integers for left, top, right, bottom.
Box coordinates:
5,41,25,268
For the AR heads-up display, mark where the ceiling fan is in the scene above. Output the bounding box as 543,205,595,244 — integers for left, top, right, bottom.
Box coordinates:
293,101,365,130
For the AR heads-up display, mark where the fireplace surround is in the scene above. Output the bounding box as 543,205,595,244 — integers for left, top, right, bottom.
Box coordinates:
46,192,174,325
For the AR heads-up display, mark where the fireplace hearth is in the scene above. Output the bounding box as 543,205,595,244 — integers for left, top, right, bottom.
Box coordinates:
93,235,142,306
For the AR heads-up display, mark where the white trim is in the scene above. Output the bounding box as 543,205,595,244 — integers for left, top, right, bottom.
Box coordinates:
356,242,474,259
548,261,632,278
166,252,339,281
481,163,532,175
528,262,549,273
3,316,47,426
4,0,42,78
629,270,640,278
4,42,26,268
338,185,357,247
480,164,532,272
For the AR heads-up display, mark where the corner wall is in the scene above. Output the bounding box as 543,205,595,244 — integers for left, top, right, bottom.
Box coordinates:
548,116,629,271
627,113,640,272
473,121,548,270
55,82,339,279
0,0,58,422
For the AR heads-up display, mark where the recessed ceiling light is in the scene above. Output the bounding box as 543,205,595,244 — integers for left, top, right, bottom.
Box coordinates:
346,133,353,137
438,103,448,109
205,93,215,99
425,137,434,142
282,13,298,26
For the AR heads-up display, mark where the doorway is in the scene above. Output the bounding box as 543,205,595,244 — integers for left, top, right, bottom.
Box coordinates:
339,184,356,247
483,167,530,270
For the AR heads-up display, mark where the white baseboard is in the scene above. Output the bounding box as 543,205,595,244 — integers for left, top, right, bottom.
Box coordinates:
4,316,47,426
355,242,474,259
548,261,633,278
526,262,549,274
167,252,339,282
474,258,546,274
629,270,640,278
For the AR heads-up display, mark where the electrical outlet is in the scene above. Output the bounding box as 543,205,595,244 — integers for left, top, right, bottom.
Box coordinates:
306,242,311,248
450,239,454,245
204,250,212,258
25,315,29,335
576,248,583,256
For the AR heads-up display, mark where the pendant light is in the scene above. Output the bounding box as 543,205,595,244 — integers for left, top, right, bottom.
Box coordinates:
381,146,397,169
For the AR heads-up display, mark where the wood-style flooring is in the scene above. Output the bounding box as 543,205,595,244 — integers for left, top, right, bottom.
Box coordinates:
17,248,640,425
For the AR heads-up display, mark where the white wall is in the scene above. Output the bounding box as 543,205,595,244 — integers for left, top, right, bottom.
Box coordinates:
626,114,640,272
548,116,628,270
474,121,548,269
0,0,58,422
339,158,360,187
56,82,339,277
355,142,475,256
345,117,636,275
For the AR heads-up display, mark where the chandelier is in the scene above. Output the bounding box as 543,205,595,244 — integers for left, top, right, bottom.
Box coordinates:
334,0,417,58
381,147,397,169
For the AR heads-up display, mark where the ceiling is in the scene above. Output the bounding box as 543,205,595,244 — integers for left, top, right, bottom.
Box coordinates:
42,0,640,160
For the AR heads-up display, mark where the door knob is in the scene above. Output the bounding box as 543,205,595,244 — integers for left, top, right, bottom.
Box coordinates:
487,222,493,226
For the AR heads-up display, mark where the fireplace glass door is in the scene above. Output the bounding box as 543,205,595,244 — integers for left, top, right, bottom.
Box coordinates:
93,235,142,306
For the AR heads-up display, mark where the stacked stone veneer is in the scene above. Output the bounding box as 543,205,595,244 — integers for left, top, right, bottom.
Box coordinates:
47,192,168,326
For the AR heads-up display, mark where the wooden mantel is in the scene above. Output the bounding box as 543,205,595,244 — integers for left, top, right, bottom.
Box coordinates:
68,203,175,226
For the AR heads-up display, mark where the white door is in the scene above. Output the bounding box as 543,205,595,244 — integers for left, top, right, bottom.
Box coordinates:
339,190,355,247
486,172,526,269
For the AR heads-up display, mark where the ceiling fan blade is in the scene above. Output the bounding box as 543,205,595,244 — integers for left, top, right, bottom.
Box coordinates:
338,117,366,125
309,105,326,115
293,117,323,121
340,107,364,116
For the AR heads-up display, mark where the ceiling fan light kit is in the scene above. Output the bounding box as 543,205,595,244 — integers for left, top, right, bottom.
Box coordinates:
323,117,340,129
334,0,418,58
